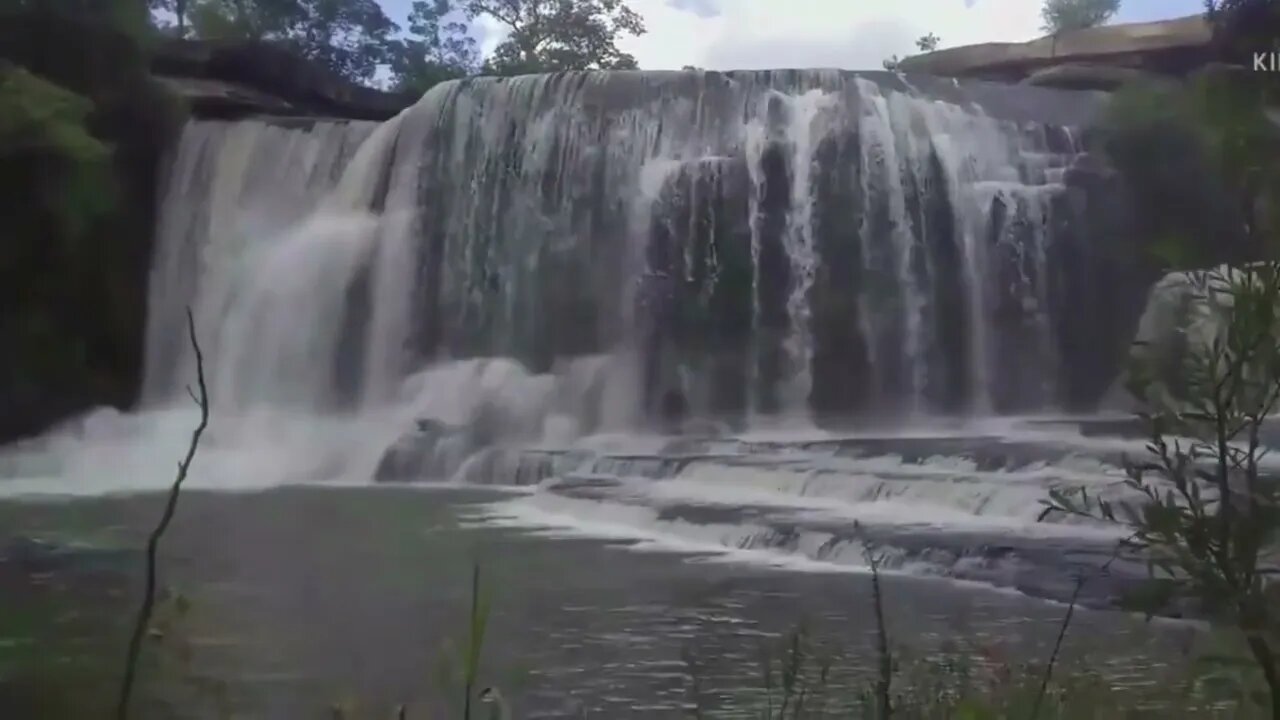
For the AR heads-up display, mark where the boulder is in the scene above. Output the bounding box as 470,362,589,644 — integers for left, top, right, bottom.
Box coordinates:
1127,265,1264,409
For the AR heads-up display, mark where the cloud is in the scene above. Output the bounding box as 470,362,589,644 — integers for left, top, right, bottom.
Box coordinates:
665,0,720,19
619,0,1045,71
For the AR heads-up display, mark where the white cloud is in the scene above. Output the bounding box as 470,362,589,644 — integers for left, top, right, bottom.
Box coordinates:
618,0,1045,71
665,0,720,19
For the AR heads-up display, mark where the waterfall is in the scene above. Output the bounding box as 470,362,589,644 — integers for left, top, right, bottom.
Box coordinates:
144,70,1106,432
145,118,383,410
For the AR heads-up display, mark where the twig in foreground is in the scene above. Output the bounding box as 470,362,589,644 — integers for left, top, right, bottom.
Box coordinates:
1028,543,1126,720
868,549,893,719
115,308,209,720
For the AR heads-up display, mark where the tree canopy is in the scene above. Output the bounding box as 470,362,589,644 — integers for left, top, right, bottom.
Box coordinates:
157,0,649,90
186,0,400,82
387,0,478,94
460,0,646,75
1040,0,1121,34
7,0,653,91
388,0,650,93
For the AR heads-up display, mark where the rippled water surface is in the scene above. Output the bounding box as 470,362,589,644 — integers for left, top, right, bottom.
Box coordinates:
0,486,1196,718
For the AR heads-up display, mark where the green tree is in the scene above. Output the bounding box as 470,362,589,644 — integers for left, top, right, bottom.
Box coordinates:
187,0,399,82
459,0,645,75
388,0,478,95
1040,0,1121,34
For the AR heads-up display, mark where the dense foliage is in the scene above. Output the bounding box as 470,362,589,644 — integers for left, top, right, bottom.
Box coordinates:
386,0,478,94
185,0,400,83
1096,76,1276,271
462,0,645,74
0,65,112,235
0,7,186,442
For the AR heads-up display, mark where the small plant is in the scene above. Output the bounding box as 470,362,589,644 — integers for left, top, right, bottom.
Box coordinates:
1040,0,1121,34
754,622,835,719
915,33,941,53
1044,263,1280,718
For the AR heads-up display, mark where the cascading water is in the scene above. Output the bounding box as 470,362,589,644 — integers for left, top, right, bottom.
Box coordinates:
145,117,383,410
376,71,1100,424
4,70,1160,602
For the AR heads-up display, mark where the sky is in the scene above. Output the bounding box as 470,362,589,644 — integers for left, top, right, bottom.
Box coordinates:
377,0,1208,72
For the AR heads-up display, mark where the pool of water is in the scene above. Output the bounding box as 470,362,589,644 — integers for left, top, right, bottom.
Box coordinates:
0,486,1198,718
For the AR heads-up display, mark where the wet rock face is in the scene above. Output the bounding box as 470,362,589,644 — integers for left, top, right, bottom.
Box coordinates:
1048,151,1149,413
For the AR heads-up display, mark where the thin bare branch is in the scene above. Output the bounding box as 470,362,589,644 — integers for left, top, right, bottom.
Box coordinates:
1028,542,1126,720
115,308,208,720
867,548,893,719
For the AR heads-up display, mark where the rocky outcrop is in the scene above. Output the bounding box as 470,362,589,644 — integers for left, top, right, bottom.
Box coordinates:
898,15,1215,91
374,419,475,482
151,40,415,120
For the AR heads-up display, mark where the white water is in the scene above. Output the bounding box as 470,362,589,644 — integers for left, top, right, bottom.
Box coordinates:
0,73,1135,600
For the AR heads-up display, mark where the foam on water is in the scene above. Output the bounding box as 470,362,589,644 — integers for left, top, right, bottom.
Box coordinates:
0,407,399,497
